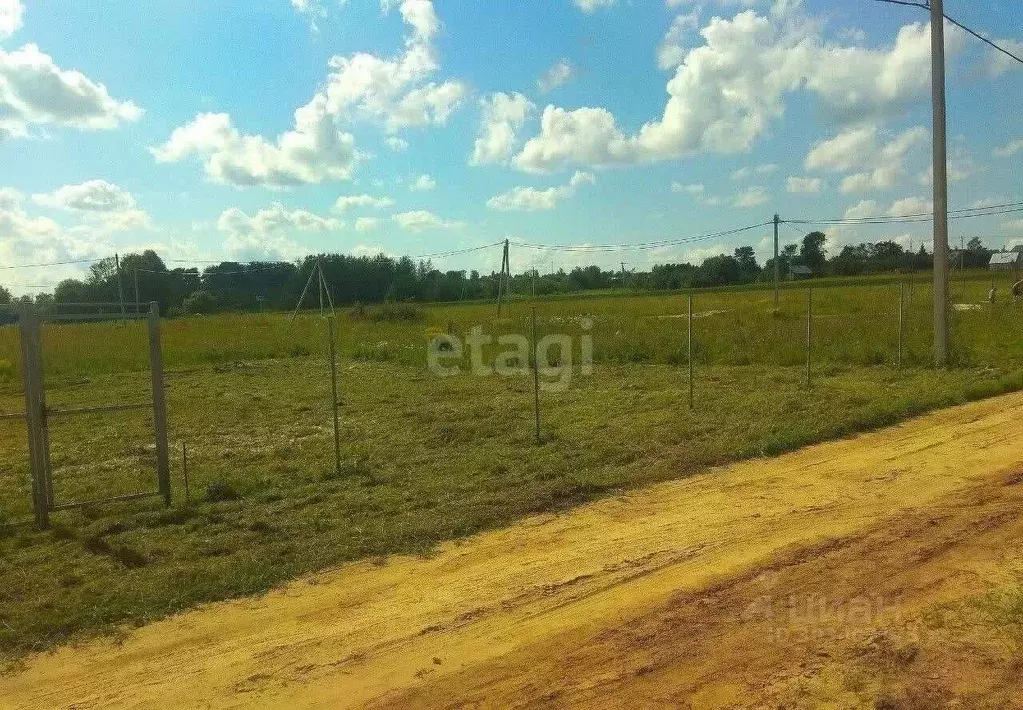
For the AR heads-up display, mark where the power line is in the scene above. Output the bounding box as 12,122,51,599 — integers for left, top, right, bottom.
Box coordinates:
512,222,773,253
785,201,1023,226
874,0,1023,67
0,258,98,271
943,12,1023,67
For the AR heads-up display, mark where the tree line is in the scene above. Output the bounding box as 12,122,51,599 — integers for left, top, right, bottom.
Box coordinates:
0,234,1014,315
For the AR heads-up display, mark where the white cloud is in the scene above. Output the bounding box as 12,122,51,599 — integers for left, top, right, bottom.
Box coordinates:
410,173,436,191
733,185,768,208
216,203,340,260
0,0,23,39
573,0,615,12
888,196,932,216
354,217,382,232
32,179,134,213
151,103,358,187
985,38,1023,79
486,171,596,211
671,182,704,194
993,138,1023,158
392,209,462,230
513,12,959,173
1002,220,1023,233
386,136,409,151
332,194,394,212
658,10,700,71
470,92,533,166
31,179,150,231
538,59,574,93
843,199,878,220
805,124,927,194
0,43,142,140
787,176,822,193
153,0,464,186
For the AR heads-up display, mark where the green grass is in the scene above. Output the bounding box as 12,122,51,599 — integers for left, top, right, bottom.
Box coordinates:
0,274,1022,660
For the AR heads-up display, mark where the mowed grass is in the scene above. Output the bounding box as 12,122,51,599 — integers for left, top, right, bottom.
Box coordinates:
1,274,1022,660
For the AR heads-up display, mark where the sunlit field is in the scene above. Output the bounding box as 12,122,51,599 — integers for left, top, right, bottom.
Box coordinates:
1,271,1022,659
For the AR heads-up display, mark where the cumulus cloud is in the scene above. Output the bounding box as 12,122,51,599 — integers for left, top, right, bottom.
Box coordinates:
486,171,596,211
0,186,134,291
31,179,150,230
410,173,436,191
573,0,615,12
355,216,382,232
0,43,142,140
386,136,409,151
984,38,1023,79
1,0,23,39
153,0,464,186
150,102,358,187
216,203,340,260
805,124,927,194
392,209,462,230
513,11,959,173
787,176,822,193
887,196,932,217
993,138,1023,158
671,182,704,195
658,10,700,71
538,59,574,93
733,185,768,208
332,194,394,212
470,92,533,165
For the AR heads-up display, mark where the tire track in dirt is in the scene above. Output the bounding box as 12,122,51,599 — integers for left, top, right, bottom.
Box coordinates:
1,392,1022,709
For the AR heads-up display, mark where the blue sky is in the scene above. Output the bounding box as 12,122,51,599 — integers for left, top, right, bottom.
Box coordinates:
1,0,1021,293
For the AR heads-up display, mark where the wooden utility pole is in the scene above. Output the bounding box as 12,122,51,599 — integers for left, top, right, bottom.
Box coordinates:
773,214,780,308
497,239,510,316
931,0,949,366
115,253,126,320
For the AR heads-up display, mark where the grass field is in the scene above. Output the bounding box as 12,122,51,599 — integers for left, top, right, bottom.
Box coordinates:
0,272,1022,660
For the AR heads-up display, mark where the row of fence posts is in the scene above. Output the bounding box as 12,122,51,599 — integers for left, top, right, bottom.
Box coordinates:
522,283,913,444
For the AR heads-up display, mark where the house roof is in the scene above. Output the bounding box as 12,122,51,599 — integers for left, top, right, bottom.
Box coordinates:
789,265,813,275
989,252,1021,265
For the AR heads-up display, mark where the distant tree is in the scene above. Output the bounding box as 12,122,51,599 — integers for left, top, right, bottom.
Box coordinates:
698,254,741,287
733,246,760,281
799,231,827,270
182,290,217,314
0,285,10,305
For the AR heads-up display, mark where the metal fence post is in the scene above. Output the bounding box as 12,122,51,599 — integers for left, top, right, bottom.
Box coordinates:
18,303,49,529
688,294,694,409
148,302,171,506
327,316,342,478
806,287,813,388
531,306,541,445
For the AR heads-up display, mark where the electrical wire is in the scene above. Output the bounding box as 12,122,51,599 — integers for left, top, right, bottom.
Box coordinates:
784,201,1023,226
512,222,773,253
0,258,98,271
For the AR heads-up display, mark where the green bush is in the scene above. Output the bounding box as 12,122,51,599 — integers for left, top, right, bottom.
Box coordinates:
182,290,218,315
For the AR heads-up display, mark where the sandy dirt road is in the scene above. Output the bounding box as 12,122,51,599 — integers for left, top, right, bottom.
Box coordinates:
2,392,1023,709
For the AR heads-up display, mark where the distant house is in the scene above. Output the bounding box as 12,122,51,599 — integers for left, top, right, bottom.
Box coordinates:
788,264,813,280
989,252,1022,270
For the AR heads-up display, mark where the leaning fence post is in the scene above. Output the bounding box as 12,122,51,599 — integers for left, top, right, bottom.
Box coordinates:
148,302,171,507
898,281,905,369
327,316,342,477
531,306,541,445
805,287,813,388
688,294,694,409
182,441,190,504
18,302,49,529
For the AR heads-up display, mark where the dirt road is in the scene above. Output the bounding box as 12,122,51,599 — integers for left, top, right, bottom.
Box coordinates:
2,392,1023,709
